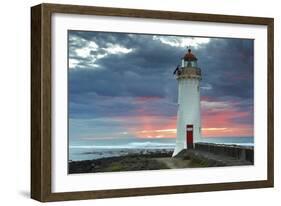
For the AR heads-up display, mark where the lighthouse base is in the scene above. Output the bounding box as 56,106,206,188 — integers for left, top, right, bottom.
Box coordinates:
172,146,185,157
173,124,196,157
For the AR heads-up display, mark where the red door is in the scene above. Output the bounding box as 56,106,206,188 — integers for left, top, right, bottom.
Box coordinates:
186,125,194,149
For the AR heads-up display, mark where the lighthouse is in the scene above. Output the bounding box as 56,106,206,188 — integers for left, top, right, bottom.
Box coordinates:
173,49,202,157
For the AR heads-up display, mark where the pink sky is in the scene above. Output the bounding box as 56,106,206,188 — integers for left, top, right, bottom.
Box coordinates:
128,96,253,139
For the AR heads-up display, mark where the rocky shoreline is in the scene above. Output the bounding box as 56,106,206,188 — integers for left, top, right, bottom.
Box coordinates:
68,145,254,174
68,149,174,174
68,149,209,174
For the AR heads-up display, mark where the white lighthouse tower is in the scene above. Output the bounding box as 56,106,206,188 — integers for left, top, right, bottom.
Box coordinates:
173,49,202,157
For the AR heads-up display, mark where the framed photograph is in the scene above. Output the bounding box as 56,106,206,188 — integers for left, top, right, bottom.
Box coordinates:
31,3,274,202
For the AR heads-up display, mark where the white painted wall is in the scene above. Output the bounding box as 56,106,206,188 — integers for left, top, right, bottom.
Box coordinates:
0,0,280,205
174,78,201,156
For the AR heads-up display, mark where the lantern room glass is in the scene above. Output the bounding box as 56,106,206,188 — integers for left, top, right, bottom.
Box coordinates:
182,59,198,68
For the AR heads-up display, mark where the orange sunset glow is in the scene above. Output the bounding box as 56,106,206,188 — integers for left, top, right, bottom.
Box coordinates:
132,126,252,139
120,94,253,139
123,112,252,139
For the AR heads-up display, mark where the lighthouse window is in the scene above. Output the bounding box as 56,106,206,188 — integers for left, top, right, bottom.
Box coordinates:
191,61,197,67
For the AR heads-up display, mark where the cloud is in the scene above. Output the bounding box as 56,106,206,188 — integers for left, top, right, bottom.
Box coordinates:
152,36,210,48
68,31,254,139
201,83,213,90
68,32,134,70
103,43,133,54
201,100,230,112
75,41,99,58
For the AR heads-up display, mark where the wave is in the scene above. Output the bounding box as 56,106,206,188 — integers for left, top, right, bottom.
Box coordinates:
70,139,253,150
70,141,175,150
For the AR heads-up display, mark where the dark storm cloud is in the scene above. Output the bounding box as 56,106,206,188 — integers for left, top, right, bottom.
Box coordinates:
195,38,254,99
68,31,253,120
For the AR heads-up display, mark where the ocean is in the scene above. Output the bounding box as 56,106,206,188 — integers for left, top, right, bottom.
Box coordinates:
69,136,253,161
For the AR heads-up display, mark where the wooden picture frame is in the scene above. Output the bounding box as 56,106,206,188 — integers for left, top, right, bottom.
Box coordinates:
31,3,274,202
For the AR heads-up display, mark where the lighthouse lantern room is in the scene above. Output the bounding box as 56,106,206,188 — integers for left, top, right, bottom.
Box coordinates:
173,49,202,157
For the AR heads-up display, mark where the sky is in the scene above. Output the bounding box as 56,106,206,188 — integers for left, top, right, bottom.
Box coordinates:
68,30,254,141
